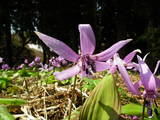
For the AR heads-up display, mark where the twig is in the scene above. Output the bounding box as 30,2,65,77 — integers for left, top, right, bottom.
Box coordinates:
21,106,36,119
37,106,59,112
23,78,29,94
64,98,72,119
42,87,48,120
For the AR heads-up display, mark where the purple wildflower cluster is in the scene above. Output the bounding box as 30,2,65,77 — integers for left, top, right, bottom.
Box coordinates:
0,57,10,70
49,56,67,67
1,64,10,70
35,24,160,118
26,56,67,71
28,57,41,67
0,55,67,71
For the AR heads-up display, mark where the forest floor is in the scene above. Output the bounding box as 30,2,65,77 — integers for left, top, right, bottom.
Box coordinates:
0,69,160,120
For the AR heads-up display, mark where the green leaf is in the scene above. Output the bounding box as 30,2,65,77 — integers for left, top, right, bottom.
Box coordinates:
0,105,15,120
121,103,147,116
18,69,30,77
82,77,100,91
45,75,57,84
0,78,10,89
79,74,121,120
122,103,160,120
0,98,27,106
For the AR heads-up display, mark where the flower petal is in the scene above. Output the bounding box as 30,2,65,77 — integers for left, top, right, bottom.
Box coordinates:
133,80,142,90
115,54,140,95
54,65,81,80
123,49,141,63
94,61,110,72
137,55,156,91
142,53,150,61
154,60,160,74
94,39,132,61
35,31,79,62
79,24,96,55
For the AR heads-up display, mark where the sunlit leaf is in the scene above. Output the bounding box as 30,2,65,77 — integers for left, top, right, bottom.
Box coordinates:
122,103,160,120
121,103,147,116
0,98,27,106
0,77,10,89
79,74,121,120
0,105,15,120
82,77,100,91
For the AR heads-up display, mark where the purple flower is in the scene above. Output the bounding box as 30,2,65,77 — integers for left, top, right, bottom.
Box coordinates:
29,61,35,67
1,64,10,70
35,24,132,80
39,64,53,71
108,49,141,74
56,56,68,65
136,56,160,99
34,57,41,63
129,116,139,120
51,60,61,67
116,55,160,118
24,59,28,64
113,53,141,95
49,57,55,62
49,57,61,67
17,64,25,69
49,56,68,67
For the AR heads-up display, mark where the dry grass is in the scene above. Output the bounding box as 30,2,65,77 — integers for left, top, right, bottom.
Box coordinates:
1,72,160,120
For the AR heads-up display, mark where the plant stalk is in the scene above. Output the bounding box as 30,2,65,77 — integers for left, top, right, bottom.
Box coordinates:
68,75,77,120
142,98,146,120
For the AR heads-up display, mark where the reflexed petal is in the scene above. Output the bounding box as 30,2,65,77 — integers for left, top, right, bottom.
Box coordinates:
94,61,110,72
54,65,81,80
123,49,141,63
115,54,140,95
35,31,79,62
94,39,132,61
79,24,96,55
137,56,156,91
143,52,150,61
154,60,160,74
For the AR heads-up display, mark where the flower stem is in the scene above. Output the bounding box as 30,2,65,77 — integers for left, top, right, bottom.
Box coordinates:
154,100,158,108
68,75,77,120
142,98,146,120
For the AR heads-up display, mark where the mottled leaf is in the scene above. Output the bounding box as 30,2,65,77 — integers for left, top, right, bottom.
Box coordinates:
79,74,121,120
